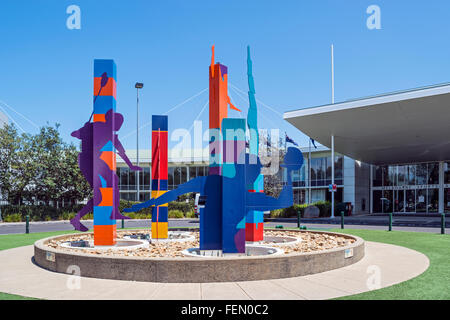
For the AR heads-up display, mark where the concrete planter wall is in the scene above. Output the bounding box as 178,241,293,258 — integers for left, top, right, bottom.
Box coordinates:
34,229,364,283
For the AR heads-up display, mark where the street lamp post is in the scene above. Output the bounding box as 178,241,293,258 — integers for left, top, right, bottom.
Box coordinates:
135,82,144,202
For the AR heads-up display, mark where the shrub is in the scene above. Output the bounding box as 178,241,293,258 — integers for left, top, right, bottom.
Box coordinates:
270,209,284,218
168,201,193,214
185,210,196,218
60,212,76,221
269,201,332,218
119,199,152,216
315,201,331,217
168,210,184,219
3,213,22,222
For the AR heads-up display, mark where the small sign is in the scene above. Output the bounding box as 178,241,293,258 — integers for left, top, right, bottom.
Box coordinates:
344,248,353,259
46,251,55,262
329,184,337,192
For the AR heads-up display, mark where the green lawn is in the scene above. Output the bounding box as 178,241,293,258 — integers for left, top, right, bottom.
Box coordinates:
328,228,450,300
0,227,448,300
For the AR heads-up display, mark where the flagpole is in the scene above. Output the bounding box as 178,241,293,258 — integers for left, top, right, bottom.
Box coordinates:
331,44,335,104
309,138,312,204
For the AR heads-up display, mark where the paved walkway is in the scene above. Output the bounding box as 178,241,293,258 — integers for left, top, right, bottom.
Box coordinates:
0,241,429,300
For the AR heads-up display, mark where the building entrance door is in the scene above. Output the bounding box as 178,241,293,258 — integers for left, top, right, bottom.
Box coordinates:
394,190,405,213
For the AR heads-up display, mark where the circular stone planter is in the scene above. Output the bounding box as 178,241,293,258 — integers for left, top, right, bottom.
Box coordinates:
34,229,365,283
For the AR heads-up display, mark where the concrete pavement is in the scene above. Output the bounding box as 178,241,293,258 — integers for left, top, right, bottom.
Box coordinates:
0,241,429,300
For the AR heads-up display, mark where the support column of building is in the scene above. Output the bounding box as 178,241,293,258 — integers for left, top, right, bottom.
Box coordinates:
370,164,373,214
439,161,444,214
331,135,335,218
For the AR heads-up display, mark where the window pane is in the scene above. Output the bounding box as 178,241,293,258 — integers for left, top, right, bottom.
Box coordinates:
310,158,317,185
373,166,382,187
168,167,174,187
335,156,343,180
174,167,181,186
120,167,129,189
382,166,390,186
406,190,415,212
416,164,427,185
408,165,416,185
388,166,396,187
326,156,332,181
445,163,450,184
116,167,122,186
129,170,136,189
416,189,426,212
189,167,196,180
428,163,439,185
445,188,450,212
427,189,438,213
397,166,406,186
143,167,151,190
382,190,392,213
181,167,187,184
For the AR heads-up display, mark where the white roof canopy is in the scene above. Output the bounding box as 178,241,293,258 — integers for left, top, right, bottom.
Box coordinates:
284,83,450,165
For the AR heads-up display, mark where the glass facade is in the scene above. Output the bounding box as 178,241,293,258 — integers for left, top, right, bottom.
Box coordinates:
290,154,344,205
118,165,208,200
117,166,151,201
309,155,343,186
372,162,441,213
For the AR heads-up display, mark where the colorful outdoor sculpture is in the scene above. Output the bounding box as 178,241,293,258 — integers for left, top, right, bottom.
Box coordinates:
71,59,141,246
245,46,265,242
151,115,169,239
125,147,303,253
125,47,304,254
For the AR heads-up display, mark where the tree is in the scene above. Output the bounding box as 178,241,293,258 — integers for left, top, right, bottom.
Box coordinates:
0,123,91,206
0,124,36,204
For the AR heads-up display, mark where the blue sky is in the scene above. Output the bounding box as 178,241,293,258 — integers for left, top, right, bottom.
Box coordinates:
0,0,449,150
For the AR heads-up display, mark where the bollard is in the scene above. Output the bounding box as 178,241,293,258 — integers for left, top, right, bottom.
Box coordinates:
121,219,124,229
25,215,30,234
441,213,445,235
340,211,344,229
297,210,301,229
388,212,392,232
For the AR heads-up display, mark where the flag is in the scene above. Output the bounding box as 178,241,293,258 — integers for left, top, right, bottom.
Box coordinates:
285,133,298,146
310,138,317,149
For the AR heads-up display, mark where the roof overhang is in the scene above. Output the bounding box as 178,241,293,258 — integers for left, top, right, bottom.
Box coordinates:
284,83,450,165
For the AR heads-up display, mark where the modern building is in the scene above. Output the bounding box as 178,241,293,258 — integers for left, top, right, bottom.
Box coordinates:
284,82,450,215
117,145,363,211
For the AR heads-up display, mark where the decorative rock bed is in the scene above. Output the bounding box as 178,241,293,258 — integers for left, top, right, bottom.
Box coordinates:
34,228,365,283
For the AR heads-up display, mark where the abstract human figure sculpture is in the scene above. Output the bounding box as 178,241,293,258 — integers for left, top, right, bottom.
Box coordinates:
71,59,140,246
